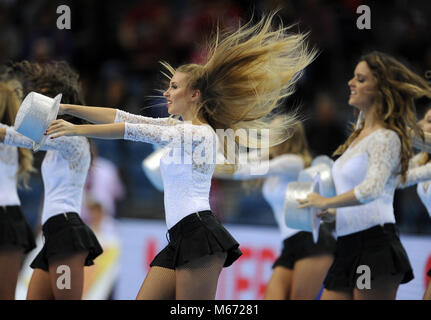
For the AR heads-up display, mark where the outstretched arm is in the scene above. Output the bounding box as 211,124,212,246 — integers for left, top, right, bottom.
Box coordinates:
397,162,431,188
410,130,431,153
62,104,177,126
297,189,359,210
47,119,125,139
1,124,88,160
47,118,214,148
61,104,117,124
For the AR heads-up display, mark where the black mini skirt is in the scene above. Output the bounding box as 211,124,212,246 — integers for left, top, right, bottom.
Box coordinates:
324,223,414,290
30,212,103,271
0,205,36,253
272,222,336,269
150,211,242,270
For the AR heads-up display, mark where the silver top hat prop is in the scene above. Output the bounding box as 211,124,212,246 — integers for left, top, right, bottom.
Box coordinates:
142,147,165,192
14,92,62,151
298,155,336,198
284,174,321,243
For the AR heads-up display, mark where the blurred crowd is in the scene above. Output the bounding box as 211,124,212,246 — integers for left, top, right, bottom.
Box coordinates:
1,0,431,234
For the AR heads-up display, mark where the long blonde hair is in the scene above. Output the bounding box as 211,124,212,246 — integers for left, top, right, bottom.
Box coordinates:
0,82,36,188
160,12,316,169
334,51,431,184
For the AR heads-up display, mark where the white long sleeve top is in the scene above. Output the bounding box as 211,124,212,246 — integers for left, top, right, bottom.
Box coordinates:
4,125,90,224
228,154,305,240
332,128,401,236
115,109,217,229
0,123,21,206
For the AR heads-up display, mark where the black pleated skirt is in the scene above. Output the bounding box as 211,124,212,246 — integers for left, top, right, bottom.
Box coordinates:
324,223,414,290
272,222,336,269
150,211,242,269
30,212,103,271
0,205,36,253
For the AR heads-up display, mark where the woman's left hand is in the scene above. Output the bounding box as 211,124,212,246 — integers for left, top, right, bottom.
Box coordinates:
297,192,329,210
45,119,77,139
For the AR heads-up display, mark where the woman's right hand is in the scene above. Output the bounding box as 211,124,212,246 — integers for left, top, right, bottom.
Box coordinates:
45,119,77,139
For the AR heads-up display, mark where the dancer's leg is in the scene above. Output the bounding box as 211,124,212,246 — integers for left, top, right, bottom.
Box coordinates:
290,254,333,300
48,251,88,300
136,266,176,300
175,252,226,300
264,266,292,300
0,247,24,299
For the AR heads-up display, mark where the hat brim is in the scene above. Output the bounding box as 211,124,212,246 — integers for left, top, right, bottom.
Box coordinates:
32,93,62,151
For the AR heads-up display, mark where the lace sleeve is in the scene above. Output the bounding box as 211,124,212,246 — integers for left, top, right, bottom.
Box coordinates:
408,153,425,169
354,130,401,203
0,123,16,165
232,154,304,180
5,127,87,161
115,109,179,126
397,162,431,188
124,122,215,150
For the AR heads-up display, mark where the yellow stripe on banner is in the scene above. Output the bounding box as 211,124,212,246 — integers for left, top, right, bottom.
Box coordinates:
83,244,121,299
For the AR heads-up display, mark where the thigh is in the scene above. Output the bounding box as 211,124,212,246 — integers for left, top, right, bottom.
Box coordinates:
176,252,227,300
264,266,292,300
290,254,334,300
423,280,431,300
0,247,24,299
353,273,403,300
320,288,353,300
136,266,176,300
27,268,54,300
48,251,88,300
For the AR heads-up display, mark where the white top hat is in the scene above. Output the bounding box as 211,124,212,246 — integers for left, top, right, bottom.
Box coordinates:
142,147,165,192
284,174,321,243
298,157,336,198
14,92,62,151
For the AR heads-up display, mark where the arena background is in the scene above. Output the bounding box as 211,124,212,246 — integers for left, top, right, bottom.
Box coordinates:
1,0,431,299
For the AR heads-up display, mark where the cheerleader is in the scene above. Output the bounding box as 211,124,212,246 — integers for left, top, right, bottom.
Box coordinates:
0,61,103,300
407,107,431,300
46,13,317,299
215,121,335,299
0,81,36,299
298,51,431,299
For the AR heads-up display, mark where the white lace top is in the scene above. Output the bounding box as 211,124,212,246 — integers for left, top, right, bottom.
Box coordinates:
230,154,305,240
4,126,90,224
332,128,401,236
115,109,217,229
0,123,21,206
